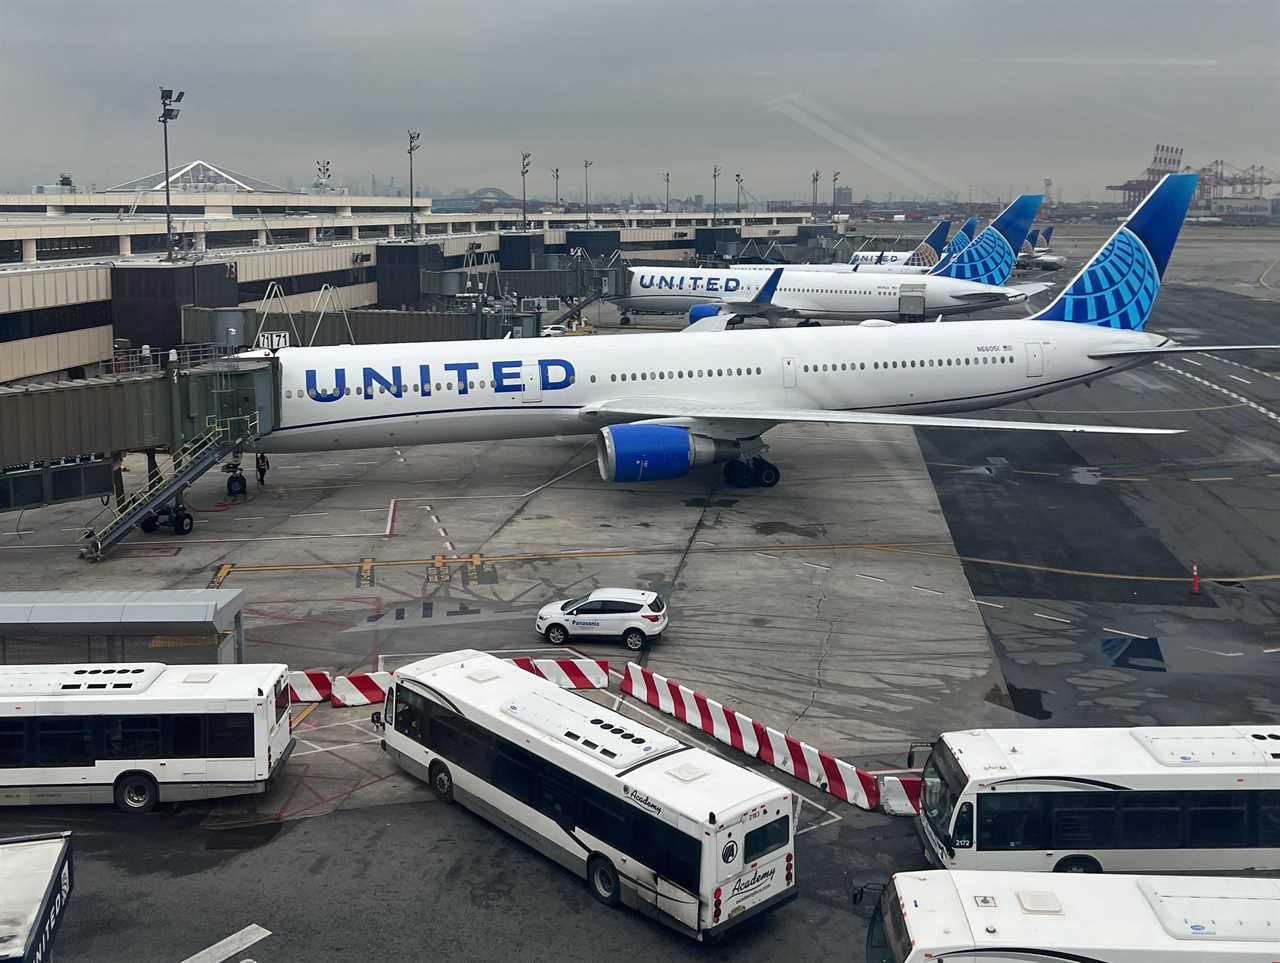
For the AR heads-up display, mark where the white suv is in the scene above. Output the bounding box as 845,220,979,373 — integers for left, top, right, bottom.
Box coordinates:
536,588,668,651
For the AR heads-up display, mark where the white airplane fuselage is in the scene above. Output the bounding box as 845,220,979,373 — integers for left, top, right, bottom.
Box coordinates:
616,266,1026,320
259,320,1162,454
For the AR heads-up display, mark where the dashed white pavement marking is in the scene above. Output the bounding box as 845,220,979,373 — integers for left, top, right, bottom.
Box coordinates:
1187,646,1244,658
1156,361,1280,425
912,585,944,595
178,924,272,963
1102,627,1151,639
971,599,1005,608
1229,374,1253,385
801,561,830,570
1033,612,1073,624
856,573,886,582
288,512,329,517
755,552,780,560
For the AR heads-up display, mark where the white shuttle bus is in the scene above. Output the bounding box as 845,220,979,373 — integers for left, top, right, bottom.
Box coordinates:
863,870,1280,962
1,662,294,813
913,725,1280,874
373,650,797,940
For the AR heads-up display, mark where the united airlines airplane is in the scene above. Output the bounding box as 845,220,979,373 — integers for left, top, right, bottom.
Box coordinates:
615,196,1042,325
846,219,952,268
258,174,1274,489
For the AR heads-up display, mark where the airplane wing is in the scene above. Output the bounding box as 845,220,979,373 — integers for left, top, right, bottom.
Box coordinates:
578,397,1182,436
1090,344,1280,359
1009,281,1054,297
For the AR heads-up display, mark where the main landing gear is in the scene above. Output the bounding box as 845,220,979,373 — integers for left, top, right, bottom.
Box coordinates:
724,457,781,489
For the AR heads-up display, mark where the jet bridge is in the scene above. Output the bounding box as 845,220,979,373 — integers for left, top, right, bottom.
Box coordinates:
0,346,279,558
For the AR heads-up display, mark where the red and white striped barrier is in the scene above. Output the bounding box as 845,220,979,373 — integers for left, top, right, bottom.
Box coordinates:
330,671,393,707
620,662,879,811
288,670,333,704
509,657,609,689
878,773,924,816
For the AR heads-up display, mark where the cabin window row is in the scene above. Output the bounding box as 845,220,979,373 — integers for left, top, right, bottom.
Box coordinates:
288,376,583,399
802,355,1015,374
0,714,256,768
609,366,763,383
393,685,701,892
973,789,1280,852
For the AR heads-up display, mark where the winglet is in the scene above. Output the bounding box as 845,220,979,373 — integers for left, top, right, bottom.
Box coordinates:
1031,173,1198,330
753,267,784,304
931,194,1042,285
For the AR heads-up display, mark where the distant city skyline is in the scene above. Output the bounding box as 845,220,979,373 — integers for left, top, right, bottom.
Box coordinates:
2,0,1275,204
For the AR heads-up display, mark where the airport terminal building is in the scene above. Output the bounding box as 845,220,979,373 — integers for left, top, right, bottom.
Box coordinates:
0,160,810,384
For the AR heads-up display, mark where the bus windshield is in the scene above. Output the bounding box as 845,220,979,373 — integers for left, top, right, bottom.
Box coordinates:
867,883,911,963
921,740,965,841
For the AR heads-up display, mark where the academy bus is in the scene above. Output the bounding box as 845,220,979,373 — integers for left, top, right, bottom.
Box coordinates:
912,725,1280,875
372,650,797,940
861,869,1280,963
0,662,294,813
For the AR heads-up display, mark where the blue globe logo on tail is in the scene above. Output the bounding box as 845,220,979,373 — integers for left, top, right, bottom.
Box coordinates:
1030,173,1198,333
1035,228,1158,330
941,216,978,256
938,227,1015,284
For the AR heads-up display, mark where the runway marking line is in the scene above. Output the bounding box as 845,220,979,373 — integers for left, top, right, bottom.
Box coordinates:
178,924,272,963
1187,646,1244,658
1033,612,1073,624
971,599,1004,608
912,585,944,595
1101,476,1149,482
1190,476,1234,482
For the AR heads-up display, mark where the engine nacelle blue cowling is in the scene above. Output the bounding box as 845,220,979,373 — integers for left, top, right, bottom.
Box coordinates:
597,424,694,482
596,424,747,482
687,304,724,325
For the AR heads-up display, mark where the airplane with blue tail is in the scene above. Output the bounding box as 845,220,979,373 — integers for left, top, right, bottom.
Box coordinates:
848,216,981,276
254,174,1278,490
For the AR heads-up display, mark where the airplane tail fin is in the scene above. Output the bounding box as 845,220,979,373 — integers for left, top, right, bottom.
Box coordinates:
1040,225,1054,249
1022,228,1040,255
1030,173,1197,331
904,220,951,267
941,216,979,256
930,195,1041,285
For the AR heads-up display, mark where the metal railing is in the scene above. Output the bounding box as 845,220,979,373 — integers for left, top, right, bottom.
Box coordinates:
78,412,259,553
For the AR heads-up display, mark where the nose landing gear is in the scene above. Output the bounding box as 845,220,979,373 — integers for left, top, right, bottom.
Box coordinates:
723,457,782,489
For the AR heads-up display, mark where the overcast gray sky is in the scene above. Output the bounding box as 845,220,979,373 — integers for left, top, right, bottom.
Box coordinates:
2,0,1276,202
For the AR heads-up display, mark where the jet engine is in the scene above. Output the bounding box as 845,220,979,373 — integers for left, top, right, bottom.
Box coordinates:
595,424,744,482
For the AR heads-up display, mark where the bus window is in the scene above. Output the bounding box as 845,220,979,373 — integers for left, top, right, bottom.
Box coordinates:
537,774,577,831
394,686,428,744
1119,792,1182,849
103,716,162,760
1048,792,1118,849
744,815,790,863
921,743,964,845
977,794,1047,850
207,714,255,758
170,715,205,758
491,744,535,805
0,719,27,767
1186,791,1249,848
36,717,95,768
1261,791,1280,847
952,802,973,848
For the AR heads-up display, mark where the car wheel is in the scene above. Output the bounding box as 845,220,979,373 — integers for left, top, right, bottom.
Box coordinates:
428,761,454,802
1053,856,1101,874
622,628,646,652
114,773,158,814
545,624,569,645
587,855,621,907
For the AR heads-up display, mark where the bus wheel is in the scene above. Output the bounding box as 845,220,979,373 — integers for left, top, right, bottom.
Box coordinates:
1054,856,1101,874
114,773,158,814
587,855,621,907
428,761,454,803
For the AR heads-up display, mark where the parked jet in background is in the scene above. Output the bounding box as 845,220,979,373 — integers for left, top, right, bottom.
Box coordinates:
1018,226,1066,270
847,220,951,268
258,174,1277,492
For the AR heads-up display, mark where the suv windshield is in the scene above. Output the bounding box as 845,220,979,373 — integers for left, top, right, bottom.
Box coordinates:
920,740,965,842
562,596,589,611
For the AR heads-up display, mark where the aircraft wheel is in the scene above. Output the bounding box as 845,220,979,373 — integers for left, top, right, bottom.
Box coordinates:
752,459,781,488
173,512,194,536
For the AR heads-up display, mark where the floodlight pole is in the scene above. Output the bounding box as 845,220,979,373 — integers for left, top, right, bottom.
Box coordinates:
158,87,184,261
811,170,822,219
521,151,531,230
407,130,421,240
583,160,593,223
663,171,670,214
832,170,841,221
735,173,743,215
551,168,560,207
712,166,721,224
